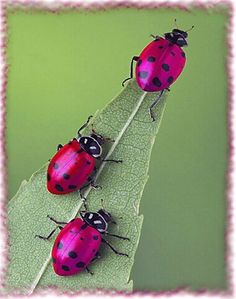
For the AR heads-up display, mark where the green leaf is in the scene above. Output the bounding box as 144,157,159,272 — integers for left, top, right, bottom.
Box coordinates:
7,80,168,294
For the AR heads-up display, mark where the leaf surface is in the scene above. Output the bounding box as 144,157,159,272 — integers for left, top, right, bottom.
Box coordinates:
7,80,168,294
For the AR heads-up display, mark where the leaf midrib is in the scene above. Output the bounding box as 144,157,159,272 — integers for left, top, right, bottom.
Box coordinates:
28,88,147,294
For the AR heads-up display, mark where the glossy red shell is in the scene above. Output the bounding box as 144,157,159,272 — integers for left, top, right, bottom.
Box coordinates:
52,218,101,276
47,140,95,194
136,38,186,92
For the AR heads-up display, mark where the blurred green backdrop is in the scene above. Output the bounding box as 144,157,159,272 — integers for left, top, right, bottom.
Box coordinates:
6,7,228,291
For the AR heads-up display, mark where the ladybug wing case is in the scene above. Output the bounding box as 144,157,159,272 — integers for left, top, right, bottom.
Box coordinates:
136,38,186,92
47,140,95,195
52,219,101,276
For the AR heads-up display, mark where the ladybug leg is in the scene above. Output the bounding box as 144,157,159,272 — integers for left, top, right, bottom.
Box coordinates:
77,115,93,137
102,158,122,163
57,144,63,151
85,267,94,275
86,169,102,190
102,238,129,257
79,170,97,191
94,251,101,260
91,251,101,263
91,125,115,143
150,34,162,40
79,182,92,192
149,89,165,122
79,190,88,210
89,168,101,189
122,56,139,87
97,156,122,163
84,252,101,275
79,180,102,210
47,215,67,226
35,215,67,240
105,232,130,241
79,167,102,209
90,181,102,190
35,227,59,240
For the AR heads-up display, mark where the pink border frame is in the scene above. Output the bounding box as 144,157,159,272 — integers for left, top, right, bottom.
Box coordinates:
0,0,234,297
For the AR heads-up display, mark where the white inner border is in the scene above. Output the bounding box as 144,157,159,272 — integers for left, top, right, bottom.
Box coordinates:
0,0,235,298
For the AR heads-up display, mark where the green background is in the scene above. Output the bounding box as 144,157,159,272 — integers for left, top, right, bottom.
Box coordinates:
6,7,228,291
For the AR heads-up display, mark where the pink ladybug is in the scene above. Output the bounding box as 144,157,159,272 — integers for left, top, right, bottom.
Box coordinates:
122,21,194,121
35,209,129,276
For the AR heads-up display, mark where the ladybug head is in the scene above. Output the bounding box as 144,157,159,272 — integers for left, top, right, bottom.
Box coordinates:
164,29,188,47
80,209,113,233
164,21,194,47
79,136,102,158
97,209,113,223
173,29,188,38
90,132,105,146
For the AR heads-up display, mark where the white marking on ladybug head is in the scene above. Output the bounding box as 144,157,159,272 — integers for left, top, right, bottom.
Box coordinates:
89,138,102,158
94,220,102,224
84,138,88,144
88,214,93,219
80,211,86,218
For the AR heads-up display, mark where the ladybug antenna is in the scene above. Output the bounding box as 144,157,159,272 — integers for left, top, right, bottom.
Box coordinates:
185,25,194,32
101,198,106,210
99,199,117,224
174,18,178,29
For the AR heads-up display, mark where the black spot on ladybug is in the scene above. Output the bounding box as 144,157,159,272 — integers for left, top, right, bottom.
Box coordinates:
80,237,84,240
86,161,91,165
170,51,175,56
57,241,63,249
158,46,164,49
55,184,64,192
147,56,155,62
68,251,77,259
76,261,85,268
63,173,70,180
168,43,173,47
181,52,186,58
138,71,148,79
137,59,142,66
52,257,56,263
152,77,162,87
93,235,99,240
53,163,59,169
47,173,51,181
167,76,174,84
162,64,170,71
62,265,70,271
68,185,77,189
81,223,88,230
77,149,83,154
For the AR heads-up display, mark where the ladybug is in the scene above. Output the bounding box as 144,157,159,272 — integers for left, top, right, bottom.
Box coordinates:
35,209,129,276
122,21,194,121
47,116,122,200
